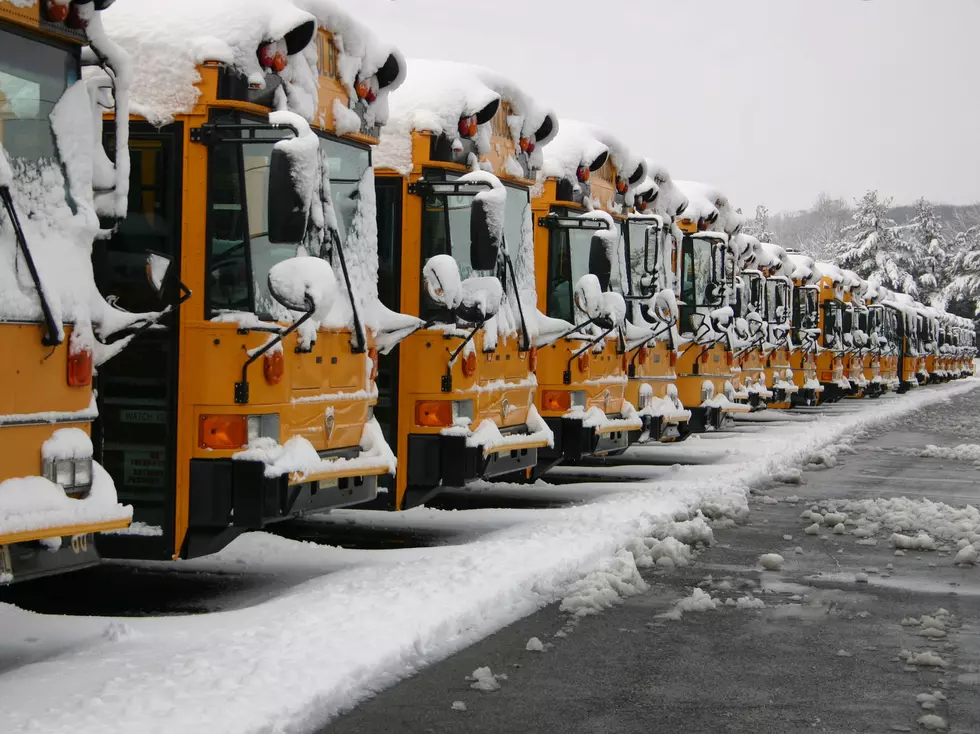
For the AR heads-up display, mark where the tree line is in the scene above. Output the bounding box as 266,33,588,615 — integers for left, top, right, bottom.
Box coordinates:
740,194,980,320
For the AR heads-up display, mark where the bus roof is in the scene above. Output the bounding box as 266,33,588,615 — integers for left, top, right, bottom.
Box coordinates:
374,59,557,177
101,0,403,126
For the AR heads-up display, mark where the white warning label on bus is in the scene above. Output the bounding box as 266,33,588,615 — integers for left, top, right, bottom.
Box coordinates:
120,409,167,424
123,450,166,488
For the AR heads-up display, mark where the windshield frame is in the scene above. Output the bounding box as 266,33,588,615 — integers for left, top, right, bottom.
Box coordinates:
0,25,79,170
204,110,371,321
823,300,844,349
545,207,613,322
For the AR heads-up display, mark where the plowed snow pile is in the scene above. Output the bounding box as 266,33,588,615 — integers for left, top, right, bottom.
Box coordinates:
0,380,976,734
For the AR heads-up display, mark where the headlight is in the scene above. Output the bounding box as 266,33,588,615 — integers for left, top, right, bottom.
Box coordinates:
452,400,474,422
74,458,93,487
638,385,653,410
570,390,587,409
55,459,73,487
247,414,281,442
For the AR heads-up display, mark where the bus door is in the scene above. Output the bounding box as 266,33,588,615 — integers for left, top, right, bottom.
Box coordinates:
93,122,183,558
373,176,403,490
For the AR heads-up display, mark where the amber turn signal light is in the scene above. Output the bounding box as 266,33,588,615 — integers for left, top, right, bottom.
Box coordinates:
264,350,284,385
541,390,571,412
416,401,454,428
577,350,590,374
199,414,248,450
462,351,477,378
67,348,93,387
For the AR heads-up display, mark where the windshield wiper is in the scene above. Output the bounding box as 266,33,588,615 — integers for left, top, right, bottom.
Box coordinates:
503,251,531,352
0,185,62,347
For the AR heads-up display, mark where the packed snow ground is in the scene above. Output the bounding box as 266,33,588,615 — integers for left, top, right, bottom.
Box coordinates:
0,380,977,734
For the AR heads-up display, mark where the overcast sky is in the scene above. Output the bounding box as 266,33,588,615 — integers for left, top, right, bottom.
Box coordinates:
350,0,980,214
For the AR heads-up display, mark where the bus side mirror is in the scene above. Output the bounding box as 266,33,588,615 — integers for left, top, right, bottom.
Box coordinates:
589,235,612,292
267,256,336,316
598,291,626,330
456,276,502,325
574,274,604,323
422,254,463,311
268,147,308,245
145,251,173,298
470,198,499,271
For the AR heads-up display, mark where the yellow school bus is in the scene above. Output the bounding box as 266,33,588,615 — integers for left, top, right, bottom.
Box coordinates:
622,173,692,443
369,61,555,508
889,293,924,392
668,182,749,431
756,241,797,409
839,270,868,399
785,252,822,406
1,0,135,582
813,262,849,402
729,236,769,410
530,120,642,464
93,2,411,559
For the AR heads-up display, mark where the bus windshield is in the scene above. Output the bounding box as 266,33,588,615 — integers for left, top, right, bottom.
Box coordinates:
0,27,78,167
824,301,843,349
419,173,526,321
546,213,613,323
207,113,370,320
680,237,724,308
626,220,658,298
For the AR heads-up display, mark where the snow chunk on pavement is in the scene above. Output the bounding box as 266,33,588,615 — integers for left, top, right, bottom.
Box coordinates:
451,701,467,711
559,550,648,617
525,637,544,652
736,596,765,609
805,523,821,535
954,544,978,565
905,651,948,668
774,468,803,484
891,532,937,551
917,714,947,731
759,553,784,571
468,667,501,692
657,588,718,620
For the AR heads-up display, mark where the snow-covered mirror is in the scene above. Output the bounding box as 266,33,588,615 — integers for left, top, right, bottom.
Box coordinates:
267,257,336,317
599,291,626,329
455,276,502,325
469,197,500,271
145,252,172,297
268,146,309,244
422,254,463,311
573,274,604,323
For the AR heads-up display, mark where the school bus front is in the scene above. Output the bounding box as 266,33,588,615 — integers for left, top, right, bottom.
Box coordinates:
1,0,134,582
93,17,405,559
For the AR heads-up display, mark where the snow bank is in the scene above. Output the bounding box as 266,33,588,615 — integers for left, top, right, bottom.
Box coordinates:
0,380,977,733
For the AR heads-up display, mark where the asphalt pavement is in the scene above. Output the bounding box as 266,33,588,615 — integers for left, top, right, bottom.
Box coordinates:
325,387,980,734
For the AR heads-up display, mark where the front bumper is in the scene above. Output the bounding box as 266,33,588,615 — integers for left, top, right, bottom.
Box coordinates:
408,425,543,490
545,414,635,463
1,532,103,585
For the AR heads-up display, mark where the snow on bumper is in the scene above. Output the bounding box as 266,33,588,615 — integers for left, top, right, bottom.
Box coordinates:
0,462,132,546
234,418,396,484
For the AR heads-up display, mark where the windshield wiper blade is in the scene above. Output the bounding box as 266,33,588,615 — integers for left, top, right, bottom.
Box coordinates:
0,185,62,347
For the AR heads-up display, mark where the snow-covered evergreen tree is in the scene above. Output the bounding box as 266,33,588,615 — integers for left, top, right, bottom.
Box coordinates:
742,204,773,243
943,225,980,314
905,197,947,302
834,190,917,295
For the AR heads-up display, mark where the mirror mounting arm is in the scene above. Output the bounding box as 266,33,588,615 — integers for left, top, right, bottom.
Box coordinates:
564,325,616,385
442,320,487,392
235,296,315,405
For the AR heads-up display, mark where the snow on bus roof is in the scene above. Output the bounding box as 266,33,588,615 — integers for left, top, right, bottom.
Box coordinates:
635,159,687,219
787,252,816,282
814,261,844,284
102,0,403,125
541,120,646,189
675,180,744,236
374,59,557,174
